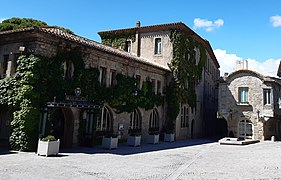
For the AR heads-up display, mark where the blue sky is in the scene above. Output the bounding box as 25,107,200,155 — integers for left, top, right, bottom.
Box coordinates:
1,0,281,76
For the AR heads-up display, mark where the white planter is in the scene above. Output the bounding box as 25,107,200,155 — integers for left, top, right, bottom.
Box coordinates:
102,137,118,150
148,134,159,144
128,135,141,147
164,133,175,142
37,139,60,157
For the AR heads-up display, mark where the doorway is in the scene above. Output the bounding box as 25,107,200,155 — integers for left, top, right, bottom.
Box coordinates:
49,108,74,148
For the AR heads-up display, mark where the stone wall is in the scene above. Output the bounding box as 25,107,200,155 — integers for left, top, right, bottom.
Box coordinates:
219,71,281,140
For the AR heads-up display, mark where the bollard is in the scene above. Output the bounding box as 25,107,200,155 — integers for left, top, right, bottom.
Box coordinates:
271,136,275,142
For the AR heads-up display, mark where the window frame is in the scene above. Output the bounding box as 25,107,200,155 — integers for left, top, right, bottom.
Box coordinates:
154,38,162,55
238,87,249,104
263,89,271,105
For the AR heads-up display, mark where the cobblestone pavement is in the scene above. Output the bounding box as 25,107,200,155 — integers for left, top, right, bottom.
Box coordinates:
1,139,281,180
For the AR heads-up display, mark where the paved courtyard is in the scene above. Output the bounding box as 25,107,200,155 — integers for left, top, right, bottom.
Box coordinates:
1,139,281,180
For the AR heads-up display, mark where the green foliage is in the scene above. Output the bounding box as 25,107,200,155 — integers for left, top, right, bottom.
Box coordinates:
100,32,136,49
0,17,74,34
0,49,164,151
169,30,207,109
41,135,56,142
108,74,163,113
9,100,39,151
165,30,207,131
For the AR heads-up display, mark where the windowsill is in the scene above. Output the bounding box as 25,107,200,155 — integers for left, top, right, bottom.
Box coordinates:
154,54,162,57
237,102,250,106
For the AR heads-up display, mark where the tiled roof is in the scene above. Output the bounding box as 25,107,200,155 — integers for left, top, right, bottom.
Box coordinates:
98,22,220,68
0,27,170,71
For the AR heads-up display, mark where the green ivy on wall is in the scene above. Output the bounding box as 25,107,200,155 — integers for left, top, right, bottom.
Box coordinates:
0,48,163,151
166,30,207,129
100,31,136,50
108,74,163,113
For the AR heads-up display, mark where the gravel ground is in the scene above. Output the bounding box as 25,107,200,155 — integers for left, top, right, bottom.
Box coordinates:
1,139,281,180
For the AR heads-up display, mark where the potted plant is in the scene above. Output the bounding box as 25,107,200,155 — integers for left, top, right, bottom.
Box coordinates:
163,122,175,142
147,128,159,144
127,129,141,147
102,133,118,150
164,131,175,142
37,135,60,157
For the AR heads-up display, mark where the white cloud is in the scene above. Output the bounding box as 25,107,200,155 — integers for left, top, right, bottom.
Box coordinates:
193,18,224,32
270,15,281,27
0,18,7,23
214,49,281,77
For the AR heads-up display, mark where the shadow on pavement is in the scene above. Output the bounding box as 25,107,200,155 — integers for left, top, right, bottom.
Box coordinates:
0,149,18,156
61,138,215,156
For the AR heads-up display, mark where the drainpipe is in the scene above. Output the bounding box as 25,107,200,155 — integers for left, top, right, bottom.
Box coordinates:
136,21,141,57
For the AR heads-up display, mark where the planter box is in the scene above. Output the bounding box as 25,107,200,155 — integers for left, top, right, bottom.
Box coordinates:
102,137,118,149
164,133,175,142
37,139,60,157
148,134,159,144
128,135,141,147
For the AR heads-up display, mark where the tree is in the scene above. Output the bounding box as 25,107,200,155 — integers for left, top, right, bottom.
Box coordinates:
0,17,73,34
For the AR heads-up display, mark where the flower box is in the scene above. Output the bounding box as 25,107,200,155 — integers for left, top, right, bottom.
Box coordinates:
37,139,60,157
148,134,159,144
102,136,118,150
128,135,141,147
164,133,175,142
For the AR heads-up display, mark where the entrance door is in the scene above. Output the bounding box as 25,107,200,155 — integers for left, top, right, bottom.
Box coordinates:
51,109,65,143
238,120,252,139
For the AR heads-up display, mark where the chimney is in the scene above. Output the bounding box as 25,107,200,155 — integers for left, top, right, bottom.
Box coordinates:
236,59,248,70
136,21,141,28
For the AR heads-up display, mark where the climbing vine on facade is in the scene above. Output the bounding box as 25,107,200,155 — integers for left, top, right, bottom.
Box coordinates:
168,30,207,114
0,48,163,151
100,31,136,50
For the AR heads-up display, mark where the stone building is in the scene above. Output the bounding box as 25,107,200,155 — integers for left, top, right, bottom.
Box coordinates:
99,22,220,139
218,69,281,140
0,21,220,149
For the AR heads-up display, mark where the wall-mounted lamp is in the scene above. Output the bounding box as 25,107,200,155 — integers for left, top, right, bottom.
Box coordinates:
229,109,233,120
257,110,260,119
19,46,25,52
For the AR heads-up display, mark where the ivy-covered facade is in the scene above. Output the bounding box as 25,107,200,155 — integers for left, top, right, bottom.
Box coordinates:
99,21,220,139
0,22,220,151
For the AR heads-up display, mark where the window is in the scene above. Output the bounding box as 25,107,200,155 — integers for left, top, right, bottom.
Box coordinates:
100,67,107,86
180,105,189,128
151,79,156,94
125,41,131,53
136,75,141,90
130,109,141,130
96,106,113,131
263,89,271,105
110,69,117,87
14,53,20,68
157,80,161,94
63,60,74,80
149,109,159,131
2,55,9,74
84,110,94,137
238,87,249,104
154,38,162,55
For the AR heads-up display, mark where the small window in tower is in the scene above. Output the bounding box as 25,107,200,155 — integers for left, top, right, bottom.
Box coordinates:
154,38,162,55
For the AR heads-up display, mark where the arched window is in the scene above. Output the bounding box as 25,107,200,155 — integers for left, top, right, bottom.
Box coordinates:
130,109,141,130
63,60,74,80
149,108,159,131
180,105,189,128
238,120,252,139
96,106,113,132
